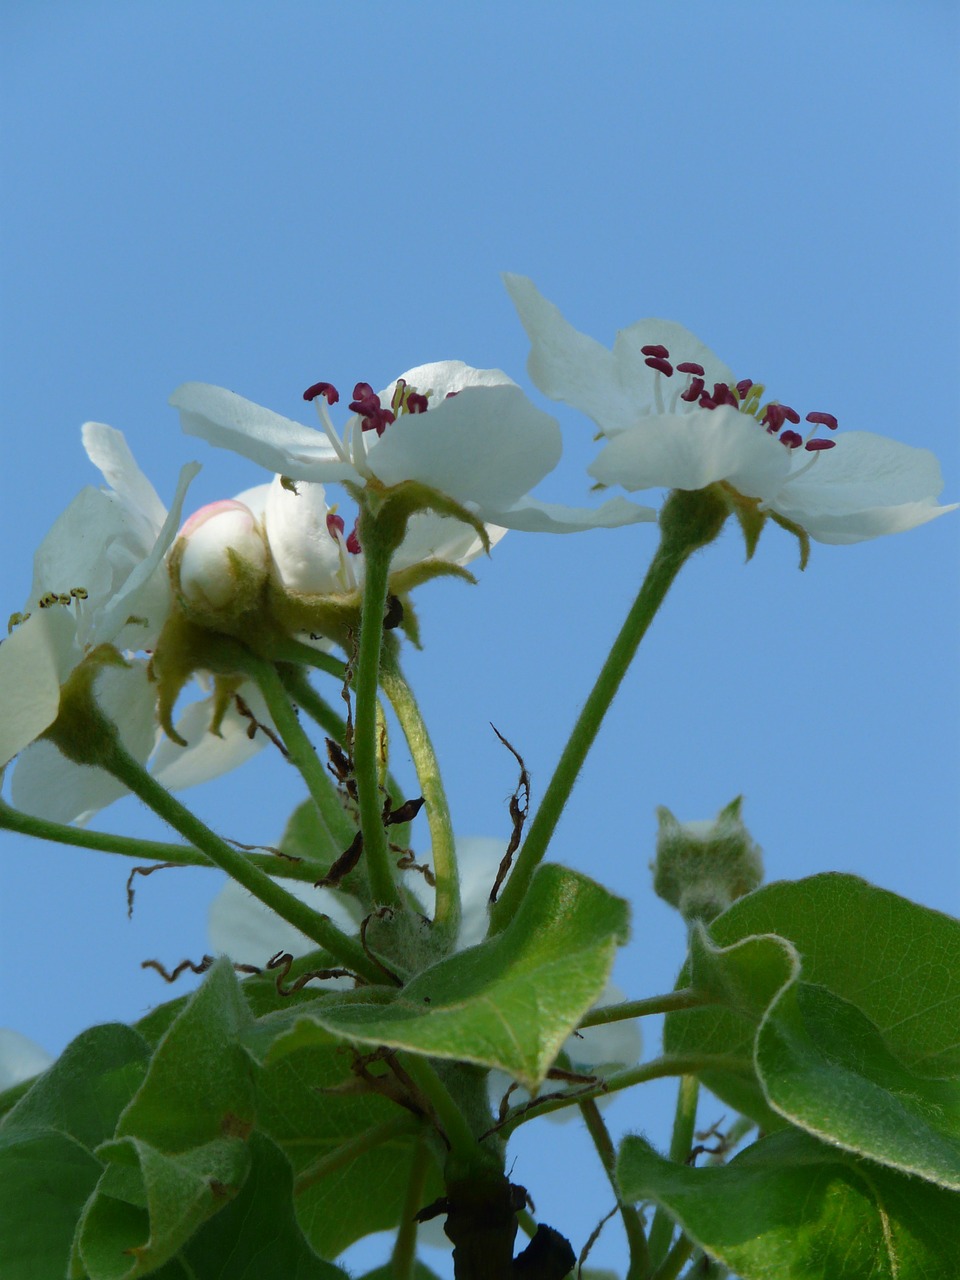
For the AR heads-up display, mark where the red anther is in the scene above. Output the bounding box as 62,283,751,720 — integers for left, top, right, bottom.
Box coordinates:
804,438,836,451
346,526,362,554
699,392,717,410
326,513,345,538
763,404,787,431
736,379,754,399
680,377,705,403
349,384,396,435
779,430,803,449
677,362,705,376
641,344,670,359
644,356,674,376
780,405,801,424
352,382,376,402
304,381,340,404
445,390,460,398
712,383,738,408
407,392,429,414
806,411,838,430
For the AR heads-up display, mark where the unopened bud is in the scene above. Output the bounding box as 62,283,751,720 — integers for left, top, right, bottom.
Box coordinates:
652,796,763,923
174,500,268,613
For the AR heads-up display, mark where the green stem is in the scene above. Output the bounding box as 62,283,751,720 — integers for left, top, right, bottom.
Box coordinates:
381,654,459,937
578,988,711,1029
399,1053,482,1167
353,513,401,907
648,1076,700,1269
495,1053,749,1139
293,1114,418,1194
490,488,726,935
579,1097,650,1279
97,735,384,984
270,635,347,681
651,1233,695,1280
249,658,356,847
0,798,321,882
391,1135,432,1279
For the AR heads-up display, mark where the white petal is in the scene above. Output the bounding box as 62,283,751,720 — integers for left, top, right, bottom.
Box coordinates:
504,274,734,438
0,1029,53,1089
478,493,657,533
263,477,344,594
589,409,790,500
150,683,271,791
81,422,167,534
784,498,958,545
776,431,948,512
171,382,359,483
11,662,158,823
563,984,643,1072
380,360,516,403
208,875,356,971
28,487,135,611
91,460,200,646
391,511,507,573
0,609,76,768
368,383,562,508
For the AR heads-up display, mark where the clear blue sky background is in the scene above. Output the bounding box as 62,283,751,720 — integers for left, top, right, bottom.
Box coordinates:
2,4,958,1275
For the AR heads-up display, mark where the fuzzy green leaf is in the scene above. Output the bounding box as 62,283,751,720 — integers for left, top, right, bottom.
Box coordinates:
618,1128,960,1280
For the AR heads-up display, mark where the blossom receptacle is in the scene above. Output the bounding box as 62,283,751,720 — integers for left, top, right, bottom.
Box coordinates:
652,796,763,923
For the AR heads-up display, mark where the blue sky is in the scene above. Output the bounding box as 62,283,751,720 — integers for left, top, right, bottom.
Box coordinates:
2,3,958,1274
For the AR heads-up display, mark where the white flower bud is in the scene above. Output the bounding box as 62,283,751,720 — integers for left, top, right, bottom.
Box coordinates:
176,499,268,610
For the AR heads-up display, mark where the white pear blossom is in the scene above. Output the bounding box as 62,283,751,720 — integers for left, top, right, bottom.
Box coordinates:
504,275,957,545
0,1029,53,1091
170,362,655,534
1,427,268,823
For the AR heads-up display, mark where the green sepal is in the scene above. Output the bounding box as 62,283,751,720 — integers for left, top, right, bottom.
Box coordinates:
768,509,811,569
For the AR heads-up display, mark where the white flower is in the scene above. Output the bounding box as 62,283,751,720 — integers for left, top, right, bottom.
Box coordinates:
170,362,654,534
207,835,642,1107
1,427,268,823
504,275,957,545
0,1029,53,1091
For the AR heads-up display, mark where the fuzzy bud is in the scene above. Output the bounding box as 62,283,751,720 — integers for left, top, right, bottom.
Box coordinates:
652,796,763,923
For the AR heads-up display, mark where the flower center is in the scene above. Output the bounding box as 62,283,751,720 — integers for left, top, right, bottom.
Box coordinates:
639,344,839,454
7,586,88,634
303,377,432,474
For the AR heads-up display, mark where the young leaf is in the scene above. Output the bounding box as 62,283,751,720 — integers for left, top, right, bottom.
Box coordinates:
618,1128,960,1280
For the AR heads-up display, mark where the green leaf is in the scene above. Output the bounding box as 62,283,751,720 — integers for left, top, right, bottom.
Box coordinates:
280,796,342,865
75,1136,250,1279
118,958,256,1151
252,1039,442,1257
1,1023,151,1149
618,1128,960,1280
247,864,630,1089
0,1128,102,1280
180,1132,346,1278
665,874,960,1181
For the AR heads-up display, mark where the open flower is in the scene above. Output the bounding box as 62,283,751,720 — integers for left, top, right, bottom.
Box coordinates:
504,275,957,545
0,1029,53,1091
170,362,654,533
1,427,269,823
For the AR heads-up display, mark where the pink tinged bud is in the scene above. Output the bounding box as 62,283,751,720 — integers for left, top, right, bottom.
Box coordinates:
641,344,670,359
780,430,803,449
303,381,340,404
806,411,838,430
326,513,345,539
678,362,706,376
644,356,674,376
804,438,836,451
178,500,268,608
680,377,705,403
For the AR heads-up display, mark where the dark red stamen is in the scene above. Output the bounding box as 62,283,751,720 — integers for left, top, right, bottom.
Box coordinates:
407,392,429,414
804,438,836,452
445,391,460,398
780,405,801,424
699,392,717,409
304,381,339,404
762,404,787,432
346,525,362,553
349,384,396,436
712,383,738,408
352,382,376,401
736,379,754,399
645,356,674,376
641,344,670,359
680,377,705,403
677,362,705,376
780,430,803,449
326,513,345,538
806,411,838,430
